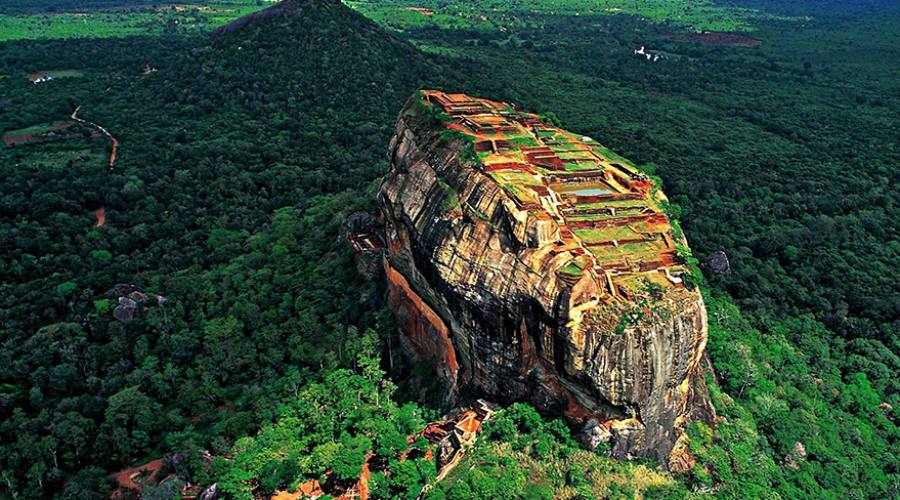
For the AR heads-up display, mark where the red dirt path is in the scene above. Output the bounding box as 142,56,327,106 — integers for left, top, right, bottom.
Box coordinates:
94,206,105,227
70,105,118,170
70,106,117,228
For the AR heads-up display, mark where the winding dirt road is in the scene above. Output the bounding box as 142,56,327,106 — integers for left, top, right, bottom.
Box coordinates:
71,105,118,227
71,105,118,170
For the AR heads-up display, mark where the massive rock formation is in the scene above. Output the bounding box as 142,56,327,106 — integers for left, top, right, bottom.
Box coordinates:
379,91,714,468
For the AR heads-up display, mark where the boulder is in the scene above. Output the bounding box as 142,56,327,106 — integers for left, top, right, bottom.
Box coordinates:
703,250,731,274
198,483,220,500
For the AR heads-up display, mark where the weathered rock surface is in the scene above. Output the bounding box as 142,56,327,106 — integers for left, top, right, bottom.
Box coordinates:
703,250,731,274
105,283,166,322
379,92,714,468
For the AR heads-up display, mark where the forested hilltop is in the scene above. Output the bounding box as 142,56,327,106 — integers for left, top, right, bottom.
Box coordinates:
0,0,897,498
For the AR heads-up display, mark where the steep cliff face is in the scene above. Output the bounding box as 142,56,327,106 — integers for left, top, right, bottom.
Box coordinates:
379,91,715,468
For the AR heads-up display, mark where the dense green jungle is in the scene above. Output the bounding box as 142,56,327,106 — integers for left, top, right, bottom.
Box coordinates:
0,0,896,498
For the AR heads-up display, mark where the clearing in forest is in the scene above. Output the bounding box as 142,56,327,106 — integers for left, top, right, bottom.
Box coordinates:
27,69,85,83
2,120,74,146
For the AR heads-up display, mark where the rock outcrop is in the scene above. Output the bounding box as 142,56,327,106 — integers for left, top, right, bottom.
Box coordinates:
379,91,715,468
702,250,731,274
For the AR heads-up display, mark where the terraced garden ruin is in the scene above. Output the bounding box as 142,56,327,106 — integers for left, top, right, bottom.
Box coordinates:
422,90,692,300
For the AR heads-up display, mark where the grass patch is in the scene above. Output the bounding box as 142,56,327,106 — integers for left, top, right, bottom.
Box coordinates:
437,178,460,213
3,121,69,136
565,213,614,222
563,162,599,172
574,225,640,244
505,135,539,148
490,171,543,186
588,241,665,262
0,1,268,42
405,92,452,125
560,261,583,276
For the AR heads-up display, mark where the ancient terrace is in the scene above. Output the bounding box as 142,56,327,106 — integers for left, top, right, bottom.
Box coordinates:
423,90,688,300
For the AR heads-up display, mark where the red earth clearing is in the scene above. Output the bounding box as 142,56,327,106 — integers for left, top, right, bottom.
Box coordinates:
112,458,162,492
2,121,73,146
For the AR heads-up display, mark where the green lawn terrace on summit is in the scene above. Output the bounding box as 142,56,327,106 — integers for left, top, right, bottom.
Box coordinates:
421,90,688,299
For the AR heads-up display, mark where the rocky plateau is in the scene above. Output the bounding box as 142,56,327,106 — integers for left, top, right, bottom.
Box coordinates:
379,91,715,469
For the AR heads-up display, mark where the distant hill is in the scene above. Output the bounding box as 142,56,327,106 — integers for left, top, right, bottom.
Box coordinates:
206,0,444,108
212,0,320,36
101,0,465,200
